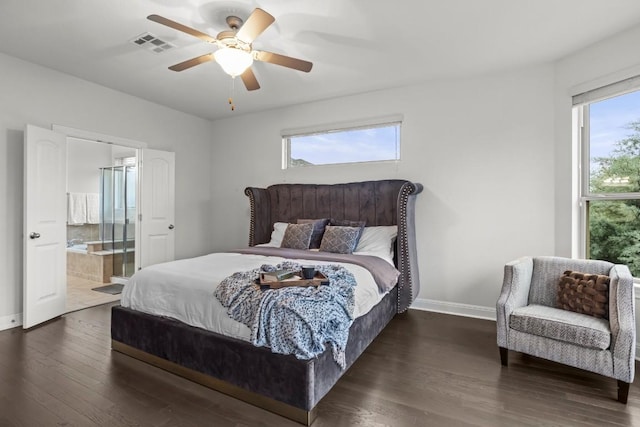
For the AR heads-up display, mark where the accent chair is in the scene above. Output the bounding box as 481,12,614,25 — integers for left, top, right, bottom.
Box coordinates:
496,256,635,403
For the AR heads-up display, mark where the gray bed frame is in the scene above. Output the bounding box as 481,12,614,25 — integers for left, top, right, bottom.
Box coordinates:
111,179,422,425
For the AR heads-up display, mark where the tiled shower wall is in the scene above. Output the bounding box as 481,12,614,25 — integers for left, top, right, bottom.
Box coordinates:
66,224,99,242
68,223,135,248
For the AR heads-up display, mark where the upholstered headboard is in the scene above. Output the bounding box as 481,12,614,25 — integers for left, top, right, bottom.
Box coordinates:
244,180,423,312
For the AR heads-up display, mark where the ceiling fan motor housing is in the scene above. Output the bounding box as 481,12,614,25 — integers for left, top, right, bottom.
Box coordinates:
215,30,252,52
225,15,243,30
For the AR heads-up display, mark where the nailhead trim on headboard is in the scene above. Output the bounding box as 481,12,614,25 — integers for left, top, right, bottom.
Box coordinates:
397,183,411,313
396,181,422,313
244,187,256,247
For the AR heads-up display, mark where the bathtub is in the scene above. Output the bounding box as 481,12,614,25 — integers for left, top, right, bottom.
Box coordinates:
67,243,88,253
67,242,125,283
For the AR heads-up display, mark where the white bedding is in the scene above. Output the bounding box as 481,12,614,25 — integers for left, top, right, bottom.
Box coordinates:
121,252,387,342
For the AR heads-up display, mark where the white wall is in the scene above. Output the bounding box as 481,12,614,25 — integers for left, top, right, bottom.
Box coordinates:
0,52,214,329
210,64,556,315
67,138,112,194
111,145,136,164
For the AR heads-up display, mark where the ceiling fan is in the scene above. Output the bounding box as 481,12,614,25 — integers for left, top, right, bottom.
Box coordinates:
147,8,313,91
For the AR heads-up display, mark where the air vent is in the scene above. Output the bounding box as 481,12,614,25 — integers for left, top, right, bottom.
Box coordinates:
130,32,175,54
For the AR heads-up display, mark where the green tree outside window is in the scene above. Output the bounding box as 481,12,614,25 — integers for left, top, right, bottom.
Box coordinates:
589,120,640,276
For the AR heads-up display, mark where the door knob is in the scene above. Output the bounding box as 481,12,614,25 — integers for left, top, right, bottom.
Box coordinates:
168,224,174,230
29,232,41,239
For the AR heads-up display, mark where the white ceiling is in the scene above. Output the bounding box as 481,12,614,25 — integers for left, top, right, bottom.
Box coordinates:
2,0,640,121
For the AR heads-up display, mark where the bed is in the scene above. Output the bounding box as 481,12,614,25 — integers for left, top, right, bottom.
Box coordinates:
111,179,422,425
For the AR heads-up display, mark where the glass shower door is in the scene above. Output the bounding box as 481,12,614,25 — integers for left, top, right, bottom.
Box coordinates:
123,165,136,277
100,165,136,279
112,166,125,277
100,167,115,251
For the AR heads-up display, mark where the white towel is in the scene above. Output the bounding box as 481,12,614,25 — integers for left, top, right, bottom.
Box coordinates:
86,193,100,224
67,193,87,225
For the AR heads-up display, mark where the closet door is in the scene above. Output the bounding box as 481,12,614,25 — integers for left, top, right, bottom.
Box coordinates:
23,125,67,329
139,148,175,268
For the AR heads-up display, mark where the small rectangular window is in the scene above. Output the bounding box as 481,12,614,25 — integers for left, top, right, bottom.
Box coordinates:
283,121,400,168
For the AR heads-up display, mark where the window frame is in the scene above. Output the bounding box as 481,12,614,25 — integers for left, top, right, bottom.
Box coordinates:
575,94,640,274
281,116,402,169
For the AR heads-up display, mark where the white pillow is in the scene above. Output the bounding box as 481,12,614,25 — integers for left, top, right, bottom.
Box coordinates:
255,222,289,247
258,224,398,265
353,225,398,264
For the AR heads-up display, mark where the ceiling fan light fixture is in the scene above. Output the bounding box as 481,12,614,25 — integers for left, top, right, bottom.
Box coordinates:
214,47,253,77
148,8,312,92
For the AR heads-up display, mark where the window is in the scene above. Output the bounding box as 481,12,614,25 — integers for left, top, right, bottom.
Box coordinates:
575,84,640,276
283,119,401,168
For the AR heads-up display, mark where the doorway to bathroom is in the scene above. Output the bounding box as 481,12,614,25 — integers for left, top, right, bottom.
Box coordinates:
24,124,175,328
65,138,137,312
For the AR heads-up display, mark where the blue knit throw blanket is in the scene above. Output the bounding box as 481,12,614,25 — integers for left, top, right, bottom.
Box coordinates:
214,261,356,368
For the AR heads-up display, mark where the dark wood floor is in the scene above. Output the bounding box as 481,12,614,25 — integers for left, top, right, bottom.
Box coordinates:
1,305,639,427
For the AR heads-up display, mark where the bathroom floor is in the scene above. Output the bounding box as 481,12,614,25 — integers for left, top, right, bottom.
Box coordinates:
66,275,121,313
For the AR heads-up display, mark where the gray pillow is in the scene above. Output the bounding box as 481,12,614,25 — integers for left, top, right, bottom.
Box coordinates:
280,223,314,250
297,218,330,249
330,219,366,247
319,225,361,254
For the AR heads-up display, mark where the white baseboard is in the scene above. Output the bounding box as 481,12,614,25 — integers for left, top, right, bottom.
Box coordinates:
0,312,22,331
412,297,640,361
411,298,496,321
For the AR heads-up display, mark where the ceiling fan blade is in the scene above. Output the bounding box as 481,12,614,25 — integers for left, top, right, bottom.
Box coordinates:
240,68,260,91
236,8,275,43
254,50,313,73
147,14,216,43
168,53,214,71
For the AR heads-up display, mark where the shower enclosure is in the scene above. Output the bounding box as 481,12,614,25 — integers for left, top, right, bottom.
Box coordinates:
100,165,136,278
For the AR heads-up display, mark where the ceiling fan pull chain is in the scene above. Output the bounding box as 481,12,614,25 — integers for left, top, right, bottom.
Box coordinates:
228,77,236,111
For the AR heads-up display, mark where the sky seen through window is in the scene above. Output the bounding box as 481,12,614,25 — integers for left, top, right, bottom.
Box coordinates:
289,124,399,166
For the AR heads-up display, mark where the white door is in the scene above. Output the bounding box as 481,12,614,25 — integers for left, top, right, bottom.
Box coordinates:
23,125,67,329
139,148,175,268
